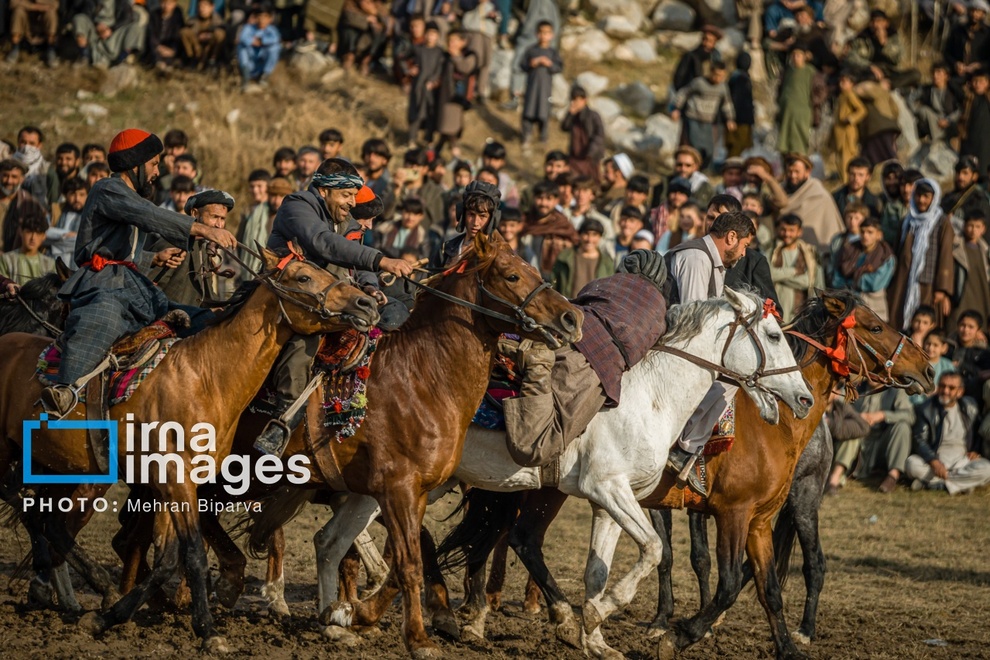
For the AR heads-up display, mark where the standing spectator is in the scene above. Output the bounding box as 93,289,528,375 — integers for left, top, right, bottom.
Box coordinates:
608,174,651,233
520,21,562,148
846,9,920,89
907,372,990,493
522,180,578,278
561,86,605,182
551,218,614,298
944,0,990,92
266,176,292,215
834,216,896,321
53,143,81,192
435,30,478,159
568,176,614,255
294,146,321,191
319,128,344,161
597,154,633,215
915,63,961,146
941,155,990,231
777,152,843,253
952,210,990,328
181,0,227,71
832,69,867,178
889,179,956,330
172,153,201,188
908,305,937,347
849,388,917,494
461,0,497,103
85,162,111,189
671,146,715,208
497,208,536,265
520,149,569,214
855,75,902,166
6,0,59,66
952,311,990,402
658,202,703,254
833,157,881,218
715,158,746,201
0,211,54,284
45,178,88,263
648,177,690,250
726,51,754,158
480,142,519,208
503,0,559,111
361,138,394,217
671,61,736,169
160,175,196,214
147,0,186,71
236,169,273,273
960,67,990,182
769,214,822,322
237,3,281,91
776,44,825,156
672,25,721,92
827,201,867,283
374,197,438,261
406,21,444,148
71,0,144,68
272,146,297,179
393,148,445,231
0,159,45,253
614,205,646,260
13,126,58,212
879,161,907,247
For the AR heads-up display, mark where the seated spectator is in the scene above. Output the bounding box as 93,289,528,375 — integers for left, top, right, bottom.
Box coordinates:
85,161,110,189
825,390,872,495
944,0,990,92
520,149,569,214
147,0,185,71
6,0,59,66
657,201,702,254
375,197,437,261
554,172,575,218
769,214,822,322
13,125,58,212
394,148,444,230
319,128,344,161
0,211,55,284
911,328,957,407
497,207,536,265
45,177,88,263
834,216,895,321
337,0,388,75
916,62,962,145
428,157,448,190
0,158,46,253
951,310,990,402
846,9,920,90
672,60,735,169
266,176,292,214
960,68,990,182
952,210,990,328
522,180,578,278
672,146,713,208
598,153,632,215
715,157,746,201
71,0,144,68
907,372,990,493
238,3,281,91
828,201,868,283
295,146,321,191
361,139,394,217
844,387,916,493
614,205,646,260
908,305,937,347
833,157,881,218
160,175,197,214
833,69,867,178
551,218,613,298
182,0,227,71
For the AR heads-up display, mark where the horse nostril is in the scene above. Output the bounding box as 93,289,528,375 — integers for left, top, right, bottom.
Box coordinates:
560,310,578,333
925,364,935,380
799,395,814,409
355,296,376,312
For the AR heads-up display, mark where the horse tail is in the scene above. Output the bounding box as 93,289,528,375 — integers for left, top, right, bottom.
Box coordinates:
772,501,798,589
242,487,316,558
435,488,522,573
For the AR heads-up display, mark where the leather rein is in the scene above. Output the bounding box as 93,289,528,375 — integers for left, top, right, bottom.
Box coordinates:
785,320,909,392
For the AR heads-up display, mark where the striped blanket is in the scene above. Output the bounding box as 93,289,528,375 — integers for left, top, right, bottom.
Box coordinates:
37,338,181,406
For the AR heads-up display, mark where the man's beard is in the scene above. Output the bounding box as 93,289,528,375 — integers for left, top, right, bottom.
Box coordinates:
938,396,956,407
724,246,745,267
0,184,18,197
784,179,805,194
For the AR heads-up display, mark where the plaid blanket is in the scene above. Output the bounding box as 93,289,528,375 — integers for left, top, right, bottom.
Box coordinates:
37,338,181,406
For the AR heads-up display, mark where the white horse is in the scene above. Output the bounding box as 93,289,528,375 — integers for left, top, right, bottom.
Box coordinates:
274,288,815,657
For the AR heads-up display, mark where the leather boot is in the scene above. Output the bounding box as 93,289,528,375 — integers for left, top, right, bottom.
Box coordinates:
666,446,707,498
254,402,307,457
40,385,77,419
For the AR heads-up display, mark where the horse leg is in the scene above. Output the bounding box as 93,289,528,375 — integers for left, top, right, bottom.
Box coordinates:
688,510,713,609
747,519,806,660
661,508,751,658
484,531,510,612
792,489,826,645
648,508,674,636
38,509,120,609
113,490,154,594
419,525,458,640
354,528,389,594
262,527,290,617
199,510,247,609
579,504,624,660
339,545,362,602
507,488,577,649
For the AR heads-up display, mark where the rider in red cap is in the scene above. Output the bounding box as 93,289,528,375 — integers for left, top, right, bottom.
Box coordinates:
40,128,237,417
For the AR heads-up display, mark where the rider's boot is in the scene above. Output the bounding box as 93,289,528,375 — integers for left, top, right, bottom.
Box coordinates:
665,445,707,498
254,398,307,457
40,385,77,419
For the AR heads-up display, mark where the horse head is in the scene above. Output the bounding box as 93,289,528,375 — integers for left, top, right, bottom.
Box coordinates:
721,287,814,424
0,269,67,337
258,247,379,334
470,231,582,348
817,290,935,397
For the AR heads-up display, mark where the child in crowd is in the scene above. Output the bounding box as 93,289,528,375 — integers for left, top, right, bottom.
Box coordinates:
520,21,562,147
834,216,895,321
911,328,957,406
951,210,990,328
0,214,56,285
908,305,937,346
551,218,614,297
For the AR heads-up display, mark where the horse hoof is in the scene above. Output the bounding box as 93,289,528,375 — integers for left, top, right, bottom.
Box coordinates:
582,600,605,634
657,635,676,660
319,601,353,628
100,588,121,610
646,620,668,640
78,611,105,636
27,578,55,609
792,630,811,645
411,644,442,660
322,625,362,645
460,622,485,645
556,618,582,650
432,610,460,640
712,611,726,628
213,576,243,609
268,601,291,618
202,636,230,654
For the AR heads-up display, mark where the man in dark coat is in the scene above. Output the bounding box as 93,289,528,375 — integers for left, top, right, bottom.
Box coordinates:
520,21,563,146
961,68,990,182
941,155,990,231
561,86,605,181
406,21,444,146
41,129,238,417
255,158,415,456
672,25,722,91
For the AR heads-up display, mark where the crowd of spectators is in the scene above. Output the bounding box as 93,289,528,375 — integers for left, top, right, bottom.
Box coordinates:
3,0,990,494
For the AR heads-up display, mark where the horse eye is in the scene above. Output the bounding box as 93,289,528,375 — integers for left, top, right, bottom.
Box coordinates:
767,332,781,343
871,326,882,334
297,275,311,284
506,274,520,283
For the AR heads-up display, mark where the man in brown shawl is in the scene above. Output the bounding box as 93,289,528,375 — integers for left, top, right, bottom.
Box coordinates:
522,179,579,278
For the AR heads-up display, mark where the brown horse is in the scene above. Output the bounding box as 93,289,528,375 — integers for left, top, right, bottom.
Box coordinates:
0,249,378,651
436,291,934,660
109,231,582,657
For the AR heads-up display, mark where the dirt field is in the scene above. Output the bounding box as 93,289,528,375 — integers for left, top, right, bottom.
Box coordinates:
0,479,987,659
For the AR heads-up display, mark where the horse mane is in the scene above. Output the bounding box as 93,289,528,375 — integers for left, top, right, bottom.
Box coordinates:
206,278,264,325
0,271,63,335
660,288,764,348
785,290,861,362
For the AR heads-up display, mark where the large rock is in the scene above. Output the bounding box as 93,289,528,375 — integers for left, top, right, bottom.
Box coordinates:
613,127,647,153
589,96,623,122
576,71,610,97
682,0,737,27
614,82,656,117
574,29,613,61
715,27,746,61
587,0,645,28
658,30,703,52
911,142,958,181
652,0,696,31
645,112,682,160
99,64,138,98
290,49,334,75
622,37,658,63
601,15,641,38
891,90,919,157
489,47,514,92
550,73,570,107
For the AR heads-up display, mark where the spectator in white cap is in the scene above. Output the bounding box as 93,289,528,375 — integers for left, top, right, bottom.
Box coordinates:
598,153,633,216
630,229,655,251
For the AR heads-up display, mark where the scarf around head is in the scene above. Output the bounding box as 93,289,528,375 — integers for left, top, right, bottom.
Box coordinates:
902,177,942,324
13,145,46,178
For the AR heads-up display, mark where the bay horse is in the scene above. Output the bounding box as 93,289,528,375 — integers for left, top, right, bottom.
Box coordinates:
0,248,378,652
117,231,584,658
298,288,816,658
435,291,933,660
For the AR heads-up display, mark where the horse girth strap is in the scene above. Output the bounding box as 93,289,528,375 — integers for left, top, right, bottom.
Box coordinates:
86,374,112,475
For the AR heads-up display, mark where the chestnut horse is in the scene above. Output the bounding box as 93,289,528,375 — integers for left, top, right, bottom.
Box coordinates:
436,291,934,660
0,249,378,651
113,231,583,657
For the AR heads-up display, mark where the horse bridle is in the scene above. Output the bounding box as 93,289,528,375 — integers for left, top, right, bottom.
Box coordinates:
403,266,563,348
259,251,354,324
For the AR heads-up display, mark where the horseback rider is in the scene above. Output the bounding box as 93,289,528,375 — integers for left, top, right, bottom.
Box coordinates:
254,158,414,456
431,180,503,268
664,210,756,496
41,129,237,417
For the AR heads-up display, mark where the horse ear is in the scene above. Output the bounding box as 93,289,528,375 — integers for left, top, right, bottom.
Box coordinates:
821,292,848,318
55,257,73,282
260,248,280,271
473,230,491,256
723,287,748,313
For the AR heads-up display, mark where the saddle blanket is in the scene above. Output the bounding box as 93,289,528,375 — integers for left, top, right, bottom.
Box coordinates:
37,339,180,406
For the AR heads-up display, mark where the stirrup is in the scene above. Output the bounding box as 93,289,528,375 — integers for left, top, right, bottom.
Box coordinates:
254,418,291,457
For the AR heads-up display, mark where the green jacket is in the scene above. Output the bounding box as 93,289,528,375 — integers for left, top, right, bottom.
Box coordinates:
552,247,615,298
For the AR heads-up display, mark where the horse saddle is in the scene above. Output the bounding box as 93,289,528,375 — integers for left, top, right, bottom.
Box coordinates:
109,310,189,370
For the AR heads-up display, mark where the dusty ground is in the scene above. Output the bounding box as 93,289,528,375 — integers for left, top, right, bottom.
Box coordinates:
0,479,987,659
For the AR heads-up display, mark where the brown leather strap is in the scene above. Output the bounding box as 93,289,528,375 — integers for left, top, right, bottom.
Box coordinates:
86,373,111,475
302,398,348,492
539,458,560,489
